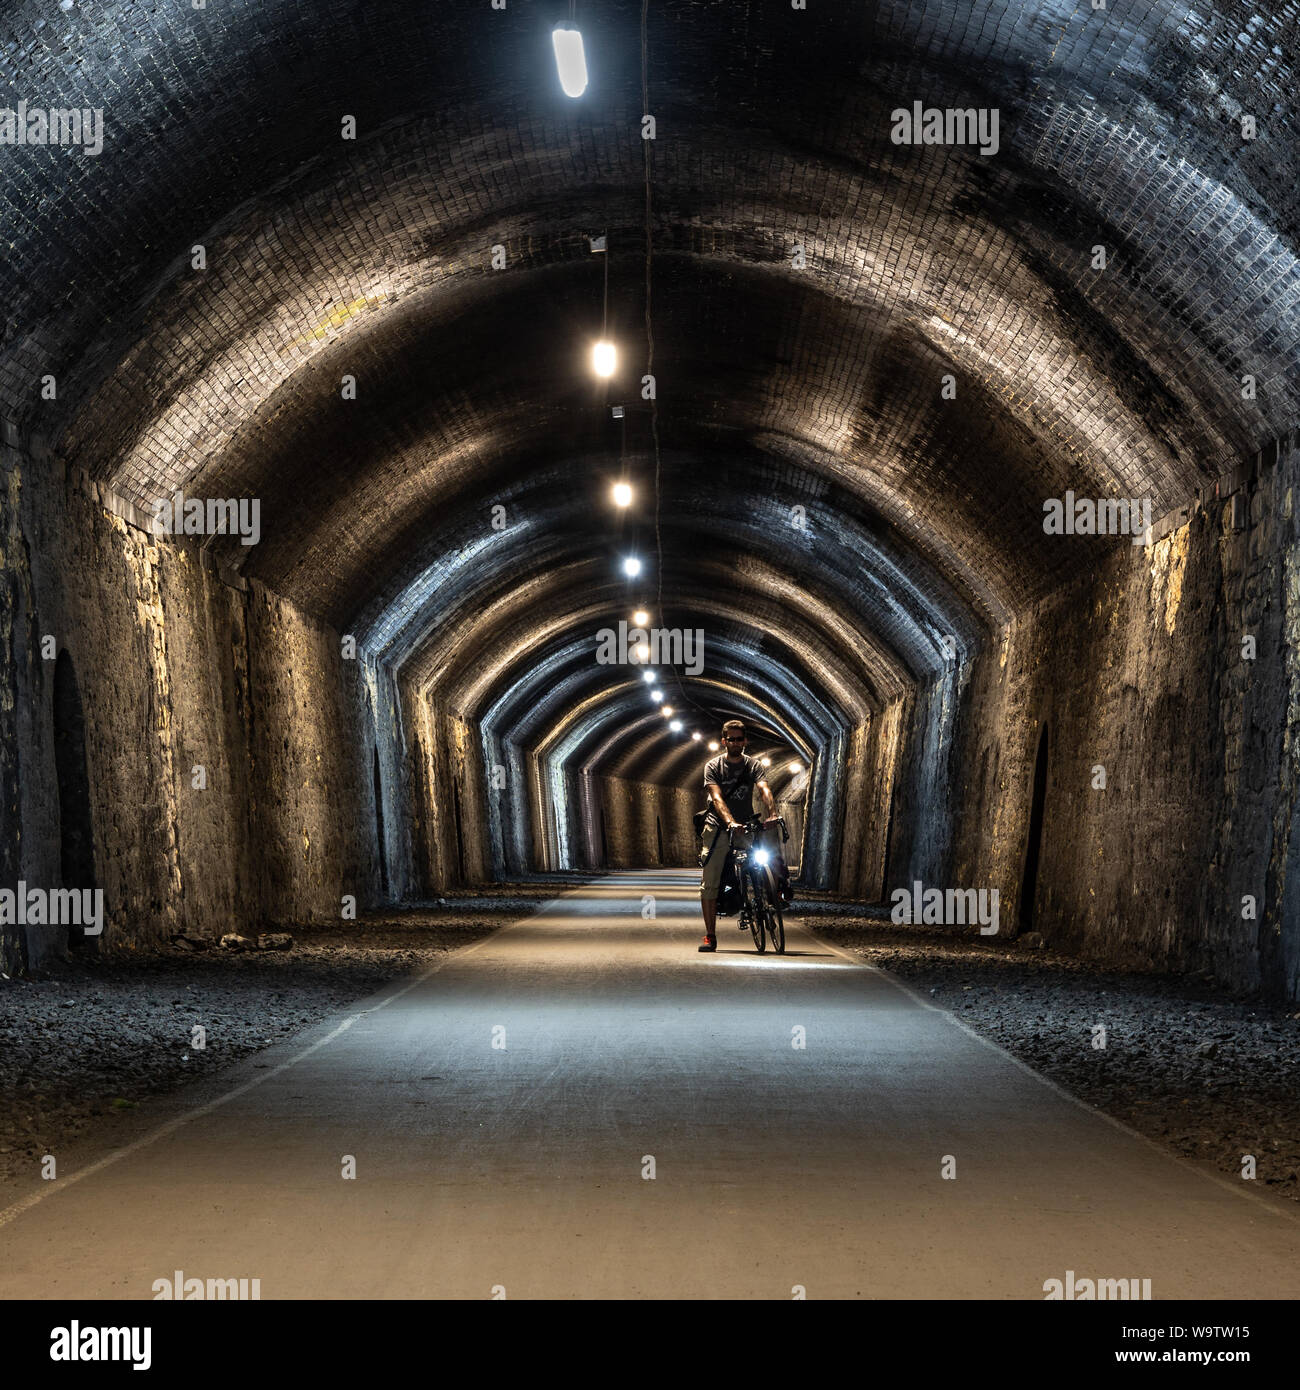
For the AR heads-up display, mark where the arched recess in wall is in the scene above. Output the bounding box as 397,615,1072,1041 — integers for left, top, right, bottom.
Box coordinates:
372,746,388,899
52,650,96,949
1019,724,1050,936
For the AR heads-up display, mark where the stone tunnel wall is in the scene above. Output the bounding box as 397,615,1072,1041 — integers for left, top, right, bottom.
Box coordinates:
835,670,966,910
595,777,697,869
837,707,903,903
0,453,378,970
400,685,493,897
948,433,1300,1002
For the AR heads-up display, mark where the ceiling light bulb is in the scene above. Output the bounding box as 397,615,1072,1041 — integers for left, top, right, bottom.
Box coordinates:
691,731,702,741
612,481,632,507
669,720,683,732
661,706,674,717
708,741,719,751
593,340,616,378
651,690,664,703
642,670,655,683
632,610,649,626
622,557,641,577
789,761,803,774
552,24,588,98
634,644,650,663
760,757,771,768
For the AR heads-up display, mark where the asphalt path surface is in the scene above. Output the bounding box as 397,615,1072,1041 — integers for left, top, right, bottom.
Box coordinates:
2,872,1297,1299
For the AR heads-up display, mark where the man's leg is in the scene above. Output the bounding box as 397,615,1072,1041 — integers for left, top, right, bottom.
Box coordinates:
698,824,724,950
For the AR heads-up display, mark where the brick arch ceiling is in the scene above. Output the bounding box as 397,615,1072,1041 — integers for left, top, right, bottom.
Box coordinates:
5,0,1298,776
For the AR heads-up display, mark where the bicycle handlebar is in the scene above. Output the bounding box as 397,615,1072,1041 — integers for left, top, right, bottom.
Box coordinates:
727,815,788,842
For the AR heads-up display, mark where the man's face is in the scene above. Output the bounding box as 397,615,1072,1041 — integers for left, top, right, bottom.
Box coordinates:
722,732,746,758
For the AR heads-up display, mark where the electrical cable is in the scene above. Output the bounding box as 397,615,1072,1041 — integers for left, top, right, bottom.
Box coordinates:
641,0,715,733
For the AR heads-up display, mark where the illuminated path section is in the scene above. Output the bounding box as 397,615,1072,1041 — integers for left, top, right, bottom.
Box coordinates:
2,872,1298,1300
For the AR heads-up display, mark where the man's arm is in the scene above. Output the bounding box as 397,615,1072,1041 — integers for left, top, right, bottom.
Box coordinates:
755,779,778,820
706,782,739,828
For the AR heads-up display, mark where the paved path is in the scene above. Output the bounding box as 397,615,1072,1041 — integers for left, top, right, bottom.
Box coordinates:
2,871,1297,1299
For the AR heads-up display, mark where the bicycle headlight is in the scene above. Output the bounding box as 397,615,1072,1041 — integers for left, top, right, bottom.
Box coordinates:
753,849,770,866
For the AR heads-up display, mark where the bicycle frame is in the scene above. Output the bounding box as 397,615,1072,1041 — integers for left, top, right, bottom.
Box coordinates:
726,818,788,954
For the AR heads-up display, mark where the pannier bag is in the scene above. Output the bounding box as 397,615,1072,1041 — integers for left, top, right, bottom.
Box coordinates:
716,857,742,916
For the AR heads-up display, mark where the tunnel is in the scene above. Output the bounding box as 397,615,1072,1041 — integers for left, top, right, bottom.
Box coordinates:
1,0,1299,1322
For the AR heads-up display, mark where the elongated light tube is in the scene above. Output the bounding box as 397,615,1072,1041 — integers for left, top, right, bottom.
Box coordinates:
553,24,588,98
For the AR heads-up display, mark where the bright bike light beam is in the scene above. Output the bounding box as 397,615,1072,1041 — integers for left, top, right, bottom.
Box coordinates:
552,24,588,98
754,849,770,867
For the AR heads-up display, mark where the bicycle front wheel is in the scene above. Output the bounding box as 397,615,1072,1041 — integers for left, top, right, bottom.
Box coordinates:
761,873,785,954
744,873,765,952
768,899,785,954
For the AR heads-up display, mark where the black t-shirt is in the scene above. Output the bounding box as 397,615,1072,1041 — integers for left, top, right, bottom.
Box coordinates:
703,754,763,829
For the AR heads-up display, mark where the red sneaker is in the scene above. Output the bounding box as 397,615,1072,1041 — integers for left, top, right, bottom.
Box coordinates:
697,935,717,952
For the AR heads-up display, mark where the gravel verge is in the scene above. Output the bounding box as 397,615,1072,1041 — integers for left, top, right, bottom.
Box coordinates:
0,912,503,1189
807,916,1300,1202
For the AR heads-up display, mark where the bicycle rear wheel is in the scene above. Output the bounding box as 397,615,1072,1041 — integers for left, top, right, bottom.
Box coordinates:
744,874,765,952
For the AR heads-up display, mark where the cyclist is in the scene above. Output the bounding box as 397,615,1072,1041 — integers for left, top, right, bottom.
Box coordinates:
697,720,779,952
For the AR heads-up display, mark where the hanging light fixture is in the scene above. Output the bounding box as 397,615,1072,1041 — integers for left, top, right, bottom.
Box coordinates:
590,223,616,378
593,340,617,377
552,21,588,98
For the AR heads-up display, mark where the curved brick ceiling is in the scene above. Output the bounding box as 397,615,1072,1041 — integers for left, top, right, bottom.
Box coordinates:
3,0,1298,824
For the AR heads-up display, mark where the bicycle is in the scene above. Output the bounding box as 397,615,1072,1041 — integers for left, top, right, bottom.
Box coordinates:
726,817,789,955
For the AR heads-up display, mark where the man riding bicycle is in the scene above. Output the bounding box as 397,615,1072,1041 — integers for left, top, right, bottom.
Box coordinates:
697,719,780,952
